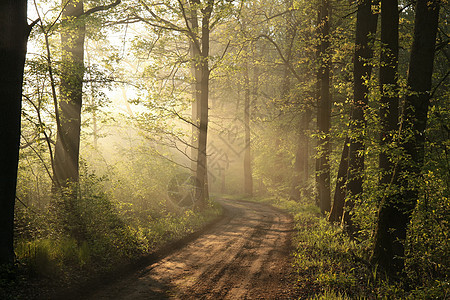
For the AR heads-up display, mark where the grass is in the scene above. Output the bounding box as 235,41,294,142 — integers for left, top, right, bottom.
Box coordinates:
2,196,222,300
5,191,447,299
243,194,449,299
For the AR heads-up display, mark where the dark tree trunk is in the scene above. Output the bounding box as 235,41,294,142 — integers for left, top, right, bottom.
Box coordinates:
302,109,310,192
372,0,440,278
328,136,349,223
195,1,213,206
243,60,253,197
0,0,28,265
343,0,378,232
282,6,294,101
316,0,331,213
379,0,399,187
53,0,85,192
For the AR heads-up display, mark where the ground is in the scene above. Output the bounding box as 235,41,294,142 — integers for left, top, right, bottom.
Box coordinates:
85,198,297,299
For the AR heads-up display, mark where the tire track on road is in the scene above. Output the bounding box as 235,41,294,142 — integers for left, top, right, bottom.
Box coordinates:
87,199,295,300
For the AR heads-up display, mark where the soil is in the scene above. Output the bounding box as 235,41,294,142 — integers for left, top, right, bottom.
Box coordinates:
86,199,297,299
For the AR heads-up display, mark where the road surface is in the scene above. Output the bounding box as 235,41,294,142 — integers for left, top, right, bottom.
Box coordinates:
87,199,296,299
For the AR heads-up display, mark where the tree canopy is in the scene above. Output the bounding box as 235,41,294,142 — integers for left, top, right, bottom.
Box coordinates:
1,0,448,298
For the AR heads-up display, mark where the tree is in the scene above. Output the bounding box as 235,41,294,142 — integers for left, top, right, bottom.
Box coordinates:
189,0,203,175
0,0,29,265
53,0,121,194
328,136,349,222
254,1,315,202
195,0,214,205
291,110,311,201
127,0,224,205
243,55,253,197
378,0,399,187
316,0,331,213
343,0,378,232
372,0,441,278
53,0,86,192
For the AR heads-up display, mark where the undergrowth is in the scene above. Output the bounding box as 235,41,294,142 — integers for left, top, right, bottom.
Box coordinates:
1,177,222,300
248,195,449,299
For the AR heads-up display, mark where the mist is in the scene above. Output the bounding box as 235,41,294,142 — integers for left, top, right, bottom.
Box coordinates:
1,0,448,299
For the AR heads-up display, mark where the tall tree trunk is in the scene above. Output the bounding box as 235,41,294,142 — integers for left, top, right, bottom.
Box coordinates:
282,3,294,101
328,136,349,222
302,108,311,192
379,0,399,187
343,0,378,232
316,0,331,213
53,0,121,192
53,0,85,192
51,0,86,242
244,59,253,197
195,1,212,205
0,0,28,265
290,110,311,201
188,0,202,173
372,0,440,278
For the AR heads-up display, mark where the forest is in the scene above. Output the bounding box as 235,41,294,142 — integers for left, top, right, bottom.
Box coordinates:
0,0,448,299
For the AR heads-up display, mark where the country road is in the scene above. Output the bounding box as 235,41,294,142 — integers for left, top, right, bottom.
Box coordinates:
87,199,296,299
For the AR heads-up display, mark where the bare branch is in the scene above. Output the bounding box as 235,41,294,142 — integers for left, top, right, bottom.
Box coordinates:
431,70,450,99
154,105,200,128
258,34,303,83
210,40,231,72
132,13,188,33
82,0,122,17
23,94,57,178
138,0,186,32
21,134,56,186
15,196,39,215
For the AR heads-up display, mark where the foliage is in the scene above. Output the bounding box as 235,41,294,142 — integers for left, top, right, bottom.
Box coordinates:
248,194,449,299
6,166,221,298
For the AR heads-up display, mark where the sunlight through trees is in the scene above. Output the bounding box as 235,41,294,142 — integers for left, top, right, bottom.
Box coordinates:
1,0,448,298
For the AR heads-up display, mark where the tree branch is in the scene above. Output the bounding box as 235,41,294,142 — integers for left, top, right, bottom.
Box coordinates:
210,40,231,72
155,105,200,128
138,0,186,33
82,0,122,17
258,34,303,82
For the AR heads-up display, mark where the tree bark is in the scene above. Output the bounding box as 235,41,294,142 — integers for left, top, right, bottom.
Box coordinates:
244,59,253,197
0,0,28,265
343,0,378,232
188,0,202,173
328,136,349,223
194,0,213,206
53,0,120,194
379,0,399,187
316,0,331,213
53,0,85,192
372,0,440,278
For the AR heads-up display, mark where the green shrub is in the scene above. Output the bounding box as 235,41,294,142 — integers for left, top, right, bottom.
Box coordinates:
250,195,449,299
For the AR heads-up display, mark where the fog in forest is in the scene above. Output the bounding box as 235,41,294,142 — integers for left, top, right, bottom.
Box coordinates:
1,0,448,299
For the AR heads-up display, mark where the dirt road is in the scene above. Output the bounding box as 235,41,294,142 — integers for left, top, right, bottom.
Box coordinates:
88,199,296,299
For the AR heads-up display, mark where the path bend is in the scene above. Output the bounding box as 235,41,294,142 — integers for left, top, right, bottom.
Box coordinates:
88,199,296,299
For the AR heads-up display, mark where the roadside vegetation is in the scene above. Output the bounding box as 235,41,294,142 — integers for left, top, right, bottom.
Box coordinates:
248,195,449,299
2,171,221,299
